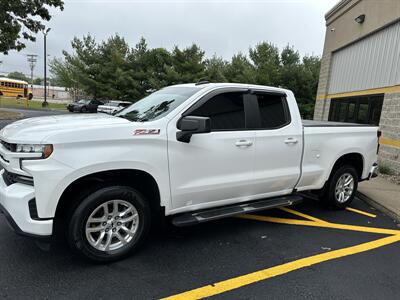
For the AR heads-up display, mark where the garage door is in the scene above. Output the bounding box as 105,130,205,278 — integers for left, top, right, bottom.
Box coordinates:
328,20,400,94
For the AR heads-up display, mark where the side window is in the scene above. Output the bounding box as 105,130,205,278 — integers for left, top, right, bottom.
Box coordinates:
256,93,289,129
190,92,245,131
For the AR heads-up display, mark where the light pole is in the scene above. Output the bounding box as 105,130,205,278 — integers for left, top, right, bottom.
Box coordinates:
42,27,51,107
27,54,38,98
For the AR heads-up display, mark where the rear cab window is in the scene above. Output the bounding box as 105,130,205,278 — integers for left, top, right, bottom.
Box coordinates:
254,92,291,129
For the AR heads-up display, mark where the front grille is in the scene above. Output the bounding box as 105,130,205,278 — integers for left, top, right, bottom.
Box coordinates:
1,140,16,152
2,169,33,186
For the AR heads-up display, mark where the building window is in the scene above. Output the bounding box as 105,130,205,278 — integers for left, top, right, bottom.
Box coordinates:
329,94,384,125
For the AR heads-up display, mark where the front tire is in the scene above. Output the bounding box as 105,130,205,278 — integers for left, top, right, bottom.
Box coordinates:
323,165,358,209
68,186,151,262
80,106,87,113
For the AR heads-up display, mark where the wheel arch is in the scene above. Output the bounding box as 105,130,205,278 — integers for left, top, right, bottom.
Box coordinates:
54,169,162,224
328,152,364,182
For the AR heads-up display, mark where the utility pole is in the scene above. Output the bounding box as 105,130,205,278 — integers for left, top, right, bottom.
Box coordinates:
42,27,51,108
26,54,38,91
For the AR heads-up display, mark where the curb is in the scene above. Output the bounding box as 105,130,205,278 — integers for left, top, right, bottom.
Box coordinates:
356,191,400,223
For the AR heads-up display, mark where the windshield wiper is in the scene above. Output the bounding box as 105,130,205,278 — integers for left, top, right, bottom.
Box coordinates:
117,115,132,121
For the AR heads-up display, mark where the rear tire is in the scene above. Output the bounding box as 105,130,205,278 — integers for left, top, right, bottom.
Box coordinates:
322,165,358,209
67,186,151,263
80,106,87,113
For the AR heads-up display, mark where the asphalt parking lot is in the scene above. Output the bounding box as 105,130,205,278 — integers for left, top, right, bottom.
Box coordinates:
0,109,399,299
0,197,399,299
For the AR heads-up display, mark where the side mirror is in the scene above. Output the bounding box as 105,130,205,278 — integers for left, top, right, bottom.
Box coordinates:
176,116,211,143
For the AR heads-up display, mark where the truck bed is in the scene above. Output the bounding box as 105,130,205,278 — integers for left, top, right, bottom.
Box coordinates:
302,120,373,127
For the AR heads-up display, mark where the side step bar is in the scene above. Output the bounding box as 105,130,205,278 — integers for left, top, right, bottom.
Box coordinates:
172,195,303,227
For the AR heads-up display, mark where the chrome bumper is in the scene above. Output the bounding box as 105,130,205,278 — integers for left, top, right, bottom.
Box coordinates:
368,163,378,180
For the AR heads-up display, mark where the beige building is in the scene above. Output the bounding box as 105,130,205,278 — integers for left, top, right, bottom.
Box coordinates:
31,84,72,102
314,0,400,172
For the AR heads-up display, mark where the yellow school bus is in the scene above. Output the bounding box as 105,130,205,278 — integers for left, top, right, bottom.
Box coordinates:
0,77,32,99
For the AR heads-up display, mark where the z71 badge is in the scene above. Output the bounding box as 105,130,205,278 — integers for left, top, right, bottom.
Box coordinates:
134,129,161,135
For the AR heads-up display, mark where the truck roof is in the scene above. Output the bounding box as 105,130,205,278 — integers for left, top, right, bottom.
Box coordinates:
171,82,292,95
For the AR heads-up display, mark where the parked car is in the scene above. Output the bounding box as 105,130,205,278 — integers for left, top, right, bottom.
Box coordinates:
0,82,379,262
97,100,132,115
67,99,104,113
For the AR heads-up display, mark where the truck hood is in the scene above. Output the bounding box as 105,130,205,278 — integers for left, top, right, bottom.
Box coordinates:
0,114,130,143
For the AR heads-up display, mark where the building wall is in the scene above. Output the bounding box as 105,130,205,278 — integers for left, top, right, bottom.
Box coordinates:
315,0,400,173
31,85,72,101
379,93,400,172
315,0,400,106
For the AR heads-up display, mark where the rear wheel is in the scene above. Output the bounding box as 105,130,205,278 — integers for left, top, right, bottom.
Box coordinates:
322,165,358,209
80,106,87,113
68,186,151,262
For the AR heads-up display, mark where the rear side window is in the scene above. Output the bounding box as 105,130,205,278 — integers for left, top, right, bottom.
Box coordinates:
190,92,245,131
256,93,289,129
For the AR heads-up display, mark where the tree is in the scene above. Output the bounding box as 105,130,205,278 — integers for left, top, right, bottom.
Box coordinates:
50,34,321,115
204,55,227,82
7,71,29,82
0,0,64,54
249,42,280,86
169,44,205,83
278,45,302,96
224,53,256,83
33,78,42,85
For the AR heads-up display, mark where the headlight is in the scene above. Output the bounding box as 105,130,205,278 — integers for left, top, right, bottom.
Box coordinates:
16,144,53,158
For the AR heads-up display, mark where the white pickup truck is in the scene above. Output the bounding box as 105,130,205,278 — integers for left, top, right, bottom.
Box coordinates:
0,83,379,262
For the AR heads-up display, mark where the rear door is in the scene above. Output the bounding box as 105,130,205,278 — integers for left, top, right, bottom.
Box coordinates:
252,91,303,196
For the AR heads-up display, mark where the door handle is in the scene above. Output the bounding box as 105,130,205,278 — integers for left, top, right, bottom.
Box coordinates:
235,140,253,147
284,138,298,144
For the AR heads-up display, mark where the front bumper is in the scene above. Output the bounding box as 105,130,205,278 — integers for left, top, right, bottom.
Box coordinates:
0,169,53,237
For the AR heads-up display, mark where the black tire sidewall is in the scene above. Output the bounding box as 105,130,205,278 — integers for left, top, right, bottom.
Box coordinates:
68,186,151,263
81,106,87,113
326,165,358,209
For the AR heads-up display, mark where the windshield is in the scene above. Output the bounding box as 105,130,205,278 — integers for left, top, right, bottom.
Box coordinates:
115,86,202,122
78,99,91,104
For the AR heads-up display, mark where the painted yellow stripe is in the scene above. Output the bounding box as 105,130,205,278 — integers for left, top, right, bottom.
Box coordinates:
316,85,400,101
380,137,400,149
279,207,328,223
238,214,400,235
345,207,377,218
162,234,400,300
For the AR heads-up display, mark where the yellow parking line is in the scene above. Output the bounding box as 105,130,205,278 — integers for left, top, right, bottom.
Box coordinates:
345,207,377,218
162,234,400,300
163,209,400,300
279,207,328,223
238,214,400,235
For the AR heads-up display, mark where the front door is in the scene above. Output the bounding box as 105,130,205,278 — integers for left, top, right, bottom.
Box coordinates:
167,89,256,211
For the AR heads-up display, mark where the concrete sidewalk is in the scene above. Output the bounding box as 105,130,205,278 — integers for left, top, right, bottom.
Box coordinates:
358,177,400,222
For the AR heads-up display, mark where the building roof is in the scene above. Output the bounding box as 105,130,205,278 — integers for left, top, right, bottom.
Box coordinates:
325,0,353,20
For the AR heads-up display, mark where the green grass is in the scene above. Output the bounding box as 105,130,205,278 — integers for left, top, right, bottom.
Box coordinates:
378,163,393,175
0,110,23,120
0,97,67,110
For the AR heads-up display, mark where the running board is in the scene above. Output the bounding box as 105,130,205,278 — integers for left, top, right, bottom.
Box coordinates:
172,195,303,227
